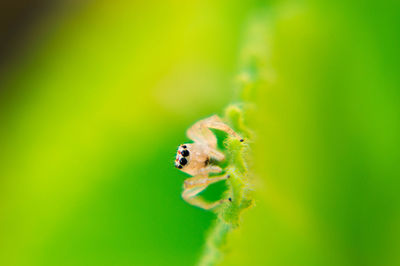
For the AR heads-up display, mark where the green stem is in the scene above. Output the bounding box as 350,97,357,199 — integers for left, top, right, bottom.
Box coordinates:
197,12,269,266
197,105,253,266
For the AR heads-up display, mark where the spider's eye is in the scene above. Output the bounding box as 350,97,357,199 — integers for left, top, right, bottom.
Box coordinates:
177,165,183,169
179,157,188,166
182,145,187,149
181,150,189,157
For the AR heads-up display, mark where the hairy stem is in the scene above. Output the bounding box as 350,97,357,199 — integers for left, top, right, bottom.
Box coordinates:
196,12,269,266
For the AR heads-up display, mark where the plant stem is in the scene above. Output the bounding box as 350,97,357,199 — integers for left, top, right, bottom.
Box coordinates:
196,12,270,266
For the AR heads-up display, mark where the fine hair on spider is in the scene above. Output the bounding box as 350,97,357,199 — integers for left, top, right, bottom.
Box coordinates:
174,115,243,210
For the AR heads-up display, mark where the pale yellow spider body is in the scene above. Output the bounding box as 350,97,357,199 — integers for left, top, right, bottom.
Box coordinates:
175,115,243,210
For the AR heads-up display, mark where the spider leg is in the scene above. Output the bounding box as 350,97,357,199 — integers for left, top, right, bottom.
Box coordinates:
187,120,218,148
182,175,231,210
201,115,243,141
208,148,225,161
197,165,223,176
187,115,243,149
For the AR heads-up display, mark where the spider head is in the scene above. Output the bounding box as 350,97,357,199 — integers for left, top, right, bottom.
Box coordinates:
175,144,191,170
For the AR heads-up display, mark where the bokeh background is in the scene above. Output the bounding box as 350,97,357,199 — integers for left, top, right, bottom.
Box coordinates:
0,1,399,266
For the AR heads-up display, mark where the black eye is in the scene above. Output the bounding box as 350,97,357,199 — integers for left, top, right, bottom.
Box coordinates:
177,165,183,169
181,150,189,157
179,157,187,166
182,145,187,149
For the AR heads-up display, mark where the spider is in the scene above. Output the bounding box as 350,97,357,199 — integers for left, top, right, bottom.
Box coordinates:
175,115,243,210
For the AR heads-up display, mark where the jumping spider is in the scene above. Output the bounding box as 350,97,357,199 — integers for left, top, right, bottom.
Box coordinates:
175,115,243,210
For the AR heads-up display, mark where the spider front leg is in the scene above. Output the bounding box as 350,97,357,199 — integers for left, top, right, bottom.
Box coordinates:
187,115,243,149
182,174,231,210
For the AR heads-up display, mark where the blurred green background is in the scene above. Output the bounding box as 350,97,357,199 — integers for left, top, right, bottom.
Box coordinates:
0,1,399,266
